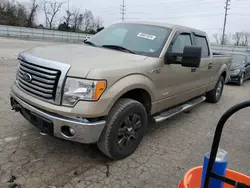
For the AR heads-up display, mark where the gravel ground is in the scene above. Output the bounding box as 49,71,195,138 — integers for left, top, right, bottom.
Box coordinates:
0,37,250,188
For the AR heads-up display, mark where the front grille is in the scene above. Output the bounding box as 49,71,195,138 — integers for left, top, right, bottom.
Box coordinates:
17,60,61,101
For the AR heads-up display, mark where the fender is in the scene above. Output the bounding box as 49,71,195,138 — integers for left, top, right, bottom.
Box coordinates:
207,63,229,91
217,63,229,82
100,74,157,114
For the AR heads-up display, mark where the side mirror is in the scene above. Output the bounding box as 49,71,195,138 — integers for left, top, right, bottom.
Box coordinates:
181,46,202,68
164,46,202,68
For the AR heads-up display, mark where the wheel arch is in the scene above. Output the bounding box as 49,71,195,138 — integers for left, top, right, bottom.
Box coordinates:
102,74,156,116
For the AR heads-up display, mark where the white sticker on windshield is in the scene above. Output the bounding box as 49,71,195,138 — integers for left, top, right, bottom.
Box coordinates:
137,33,156,40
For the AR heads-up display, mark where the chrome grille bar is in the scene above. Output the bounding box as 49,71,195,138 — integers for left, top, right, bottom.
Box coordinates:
19,65,57,79
17,53,71,105
20,61,58,75
18,81,54,99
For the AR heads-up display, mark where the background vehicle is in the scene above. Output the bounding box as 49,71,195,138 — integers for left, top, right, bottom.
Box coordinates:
227,52,250,86
10,22,232,160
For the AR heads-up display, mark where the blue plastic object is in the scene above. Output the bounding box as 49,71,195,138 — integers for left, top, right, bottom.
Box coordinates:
201,149,228,188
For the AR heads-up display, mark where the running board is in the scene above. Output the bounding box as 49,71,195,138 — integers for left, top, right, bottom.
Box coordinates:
153,96,206,123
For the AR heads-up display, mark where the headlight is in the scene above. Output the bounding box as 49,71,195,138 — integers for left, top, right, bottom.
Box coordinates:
62,77,106,106
231,69,240,75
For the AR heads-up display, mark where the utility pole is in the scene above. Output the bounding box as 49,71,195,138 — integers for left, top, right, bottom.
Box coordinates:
221,0,230,45
120,0,126,22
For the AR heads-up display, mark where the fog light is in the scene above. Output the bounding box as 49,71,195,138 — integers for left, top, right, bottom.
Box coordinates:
61,126,75,137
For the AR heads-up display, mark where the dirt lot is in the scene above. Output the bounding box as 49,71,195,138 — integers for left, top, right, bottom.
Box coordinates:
0,37,250,188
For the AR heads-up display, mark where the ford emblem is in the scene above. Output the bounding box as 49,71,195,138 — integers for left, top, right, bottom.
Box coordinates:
23,72,32,82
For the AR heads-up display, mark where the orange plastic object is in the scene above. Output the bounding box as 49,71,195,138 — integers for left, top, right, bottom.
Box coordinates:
178,166,250,188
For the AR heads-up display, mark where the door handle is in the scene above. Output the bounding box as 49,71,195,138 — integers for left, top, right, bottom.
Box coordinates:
208,63,212,69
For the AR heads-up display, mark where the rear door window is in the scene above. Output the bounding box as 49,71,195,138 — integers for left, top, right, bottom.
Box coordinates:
194,35,210,57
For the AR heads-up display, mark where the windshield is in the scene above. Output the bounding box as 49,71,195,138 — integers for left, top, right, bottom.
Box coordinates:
88,23,172,57
232,54,246,65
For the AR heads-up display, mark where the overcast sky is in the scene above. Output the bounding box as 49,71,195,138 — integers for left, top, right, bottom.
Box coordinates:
18,0,249,42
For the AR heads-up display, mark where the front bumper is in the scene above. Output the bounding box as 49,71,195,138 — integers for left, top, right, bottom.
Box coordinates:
10,92,106,144
228,75,241,83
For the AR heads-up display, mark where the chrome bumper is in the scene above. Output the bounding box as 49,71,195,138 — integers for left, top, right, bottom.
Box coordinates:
10,92,106,144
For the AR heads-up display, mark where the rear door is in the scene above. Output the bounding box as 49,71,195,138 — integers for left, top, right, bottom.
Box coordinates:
192,34,213,93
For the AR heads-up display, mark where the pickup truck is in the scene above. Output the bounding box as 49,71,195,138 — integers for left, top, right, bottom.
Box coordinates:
10,22,232,160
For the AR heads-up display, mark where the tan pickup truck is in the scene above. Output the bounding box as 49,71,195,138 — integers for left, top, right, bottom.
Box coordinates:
10,22,232,159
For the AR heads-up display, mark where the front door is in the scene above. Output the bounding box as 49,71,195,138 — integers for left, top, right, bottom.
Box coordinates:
153,31,205,112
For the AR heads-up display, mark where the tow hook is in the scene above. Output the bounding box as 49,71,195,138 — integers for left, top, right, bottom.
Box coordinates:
10,98,21,112
11,103,21,112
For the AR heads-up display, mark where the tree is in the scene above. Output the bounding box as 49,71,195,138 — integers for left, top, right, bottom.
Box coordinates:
94,16,103,30
43,0,64,29
83,9,94,32
16,3,28,26
241,32,250,46
64,10,73,28
96,27,104,33
88,29,96,34
71,8,84,31
26,0,38,27
0,0,28,26
233,32,243,46
0,0,38,27
212,33,220,44
58,21,70,31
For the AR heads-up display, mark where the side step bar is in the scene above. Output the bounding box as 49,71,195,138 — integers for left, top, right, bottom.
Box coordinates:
153,96,206,123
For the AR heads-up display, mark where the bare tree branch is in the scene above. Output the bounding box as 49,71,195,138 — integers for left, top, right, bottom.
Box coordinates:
233,32,243,46
70,8,84,31
26,0,38,27
64,10,73,26
212,33,220,44
94,16,103,30
43,0,64,29
241,32,250,46
83,9,94,32
0,0,28,26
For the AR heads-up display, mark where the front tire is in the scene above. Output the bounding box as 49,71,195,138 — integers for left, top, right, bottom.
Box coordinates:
97,98,147,160
206,76,225,103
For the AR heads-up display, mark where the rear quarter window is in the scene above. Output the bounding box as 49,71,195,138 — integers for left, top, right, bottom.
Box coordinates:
194,35,210,58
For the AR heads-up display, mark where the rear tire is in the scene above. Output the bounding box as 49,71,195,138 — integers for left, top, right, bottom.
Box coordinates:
97,98,147,160
206,76,225,103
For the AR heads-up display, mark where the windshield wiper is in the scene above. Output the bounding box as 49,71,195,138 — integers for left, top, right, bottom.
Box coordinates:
84,40,96,46
102,45,135,54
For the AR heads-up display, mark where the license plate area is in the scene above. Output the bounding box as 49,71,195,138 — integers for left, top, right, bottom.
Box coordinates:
20,107,54,136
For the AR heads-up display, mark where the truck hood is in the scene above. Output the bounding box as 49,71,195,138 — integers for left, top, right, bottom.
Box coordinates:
22,44,147,77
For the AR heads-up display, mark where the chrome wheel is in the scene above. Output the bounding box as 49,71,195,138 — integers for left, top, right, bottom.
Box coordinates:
216,81,223,100
117,114,142,149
